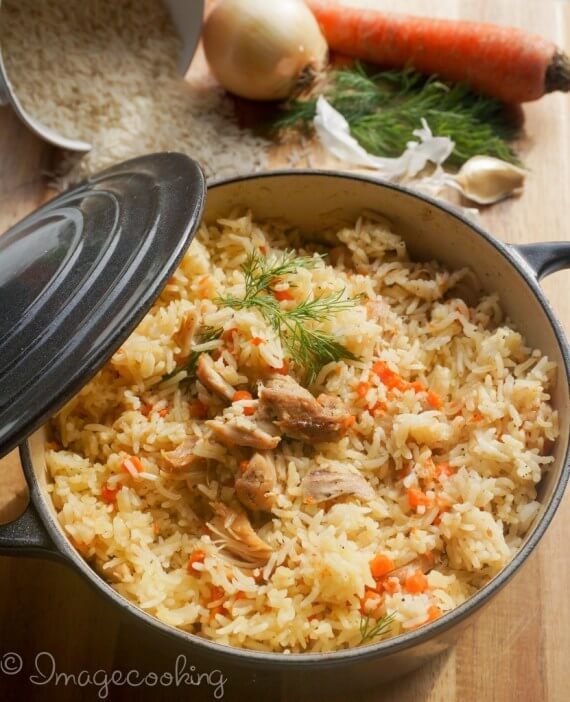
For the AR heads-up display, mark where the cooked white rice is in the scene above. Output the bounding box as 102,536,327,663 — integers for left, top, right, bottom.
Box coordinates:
45,214,558,652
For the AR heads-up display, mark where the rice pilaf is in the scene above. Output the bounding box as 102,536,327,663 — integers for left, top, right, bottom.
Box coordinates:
46,213,558,652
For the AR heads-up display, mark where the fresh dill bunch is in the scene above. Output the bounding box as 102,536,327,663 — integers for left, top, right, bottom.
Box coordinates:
281,324,358,384
219,249,322,311
359,611,397,645
244,249,321,296
274,64,520,167
278,290,361,382
161,326,223,382
217,250,360,382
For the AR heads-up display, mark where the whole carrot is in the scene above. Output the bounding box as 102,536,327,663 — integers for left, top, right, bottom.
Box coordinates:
307,0,570,103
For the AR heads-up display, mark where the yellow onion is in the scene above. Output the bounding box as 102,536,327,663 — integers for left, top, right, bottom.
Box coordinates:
203,0,328,101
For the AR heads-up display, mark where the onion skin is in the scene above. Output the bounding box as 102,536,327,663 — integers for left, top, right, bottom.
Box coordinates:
203,0,328,101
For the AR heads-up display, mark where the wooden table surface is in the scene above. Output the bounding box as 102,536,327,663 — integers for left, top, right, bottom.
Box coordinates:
0,1,569,700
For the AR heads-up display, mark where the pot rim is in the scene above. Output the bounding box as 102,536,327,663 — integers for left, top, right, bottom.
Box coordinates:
21,169,570,668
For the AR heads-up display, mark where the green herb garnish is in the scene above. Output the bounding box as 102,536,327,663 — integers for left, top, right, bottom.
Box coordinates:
161,326,223,382
274,64,520,167
217,250,359,382
359,611,397,645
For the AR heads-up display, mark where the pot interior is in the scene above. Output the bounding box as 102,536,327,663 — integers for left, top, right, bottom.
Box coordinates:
26,171,569,624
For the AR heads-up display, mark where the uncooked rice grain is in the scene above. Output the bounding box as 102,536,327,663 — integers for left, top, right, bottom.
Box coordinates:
0,0,268,185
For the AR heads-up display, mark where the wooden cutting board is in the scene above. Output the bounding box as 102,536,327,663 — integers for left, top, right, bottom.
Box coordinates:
0,1,568,700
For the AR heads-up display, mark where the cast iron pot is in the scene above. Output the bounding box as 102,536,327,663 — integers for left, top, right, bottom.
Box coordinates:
1,171,569,690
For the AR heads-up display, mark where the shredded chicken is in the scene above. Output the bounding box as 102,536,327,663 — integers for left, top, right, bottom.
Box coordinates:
207,415,281,450
175,310,198,361
161,438,199,471
207,502,272,567
197,354,235,401
386,554,434,584
235,452,277,512
302,467,375,503
258,375,352,442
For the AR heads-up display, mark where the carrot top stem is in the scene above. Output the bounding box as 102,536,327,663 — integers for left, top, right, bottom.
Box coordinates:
545,50,570,94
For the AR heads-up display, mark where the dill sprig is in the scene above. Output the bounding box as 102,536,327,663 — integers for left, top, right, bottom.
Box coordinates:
359,611,397,645
217,250,359,382
161,326,223,382
274,64,520,167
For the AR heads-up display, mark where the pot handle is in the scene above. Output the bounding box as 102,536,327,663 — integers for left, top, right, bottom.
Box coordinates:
0,500,62,560
512,242,570,281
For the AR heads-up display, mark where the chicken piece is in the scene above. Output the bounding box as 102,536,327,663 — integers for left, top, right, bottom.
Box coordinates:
176,310,198,361
161,438,199,471
207,502,272,567
386,554,434,584
258,375,352,442
197,354,235,401
302,467,375,504
235,452,277,512
207,416,281,450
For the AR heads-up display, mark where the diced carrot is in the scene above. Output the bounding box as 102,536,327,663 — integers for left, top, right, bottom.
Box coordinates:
197,275,213,299
471,412,484,422
343,415,356,429
233,390,253,403
101,484,119,504
209,585,225,602
360,587,382,614
244,406,256,416
356,381,371,398
187,550,205,573
370,554,395,579
158,407,169,417
372,360,407,391
209,605,224,619
189,400,208,419
433,495,452,526
369,401,387,416
433,462,454,479
140,403,153,417
407,488,431,509
222,328,238,342
427,604,442,621
398,462,413,479
273,359,290,375
380,576,400,595
405,570,429,594
409,380,427,393
239,460,250,474
426,391,443,409
273,289,295,301
234,591,247,601
120,456,143,477
250,337,264,346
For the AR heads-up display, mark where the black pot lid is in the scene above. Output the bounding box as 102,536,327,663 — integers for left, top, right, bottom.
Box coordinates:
0,152,205,458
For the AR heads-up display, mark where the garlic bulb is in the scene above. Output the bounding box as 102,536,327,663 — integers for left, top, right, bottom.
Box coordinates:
454,156,526,205
203,0,328,101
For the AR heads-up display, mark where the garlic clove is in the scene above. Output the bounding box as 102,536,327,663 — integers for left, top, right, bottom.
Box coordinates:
454,155,526,205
